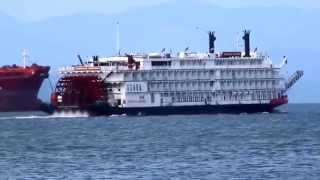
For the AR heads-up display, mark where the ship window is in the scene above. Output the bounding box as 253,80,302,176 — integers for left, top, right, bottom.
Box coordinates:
210,81,215,87
152,61,171,66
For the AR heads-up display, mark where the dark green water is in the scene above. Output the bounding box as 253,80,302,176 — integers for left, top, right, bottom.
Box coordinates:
0,104,319,179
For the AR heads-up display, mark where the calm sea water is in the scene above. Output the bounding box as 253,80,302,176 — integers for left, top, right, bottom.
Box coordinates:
0,104,319,179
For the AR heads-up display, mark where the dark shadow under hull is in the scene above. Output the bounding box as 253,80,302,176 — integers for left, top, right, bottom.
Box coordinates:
85,103,278,116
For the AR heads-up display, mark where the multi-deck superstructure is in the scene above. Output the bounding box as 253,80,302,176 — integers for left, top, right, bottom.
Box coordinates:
51,31,303,115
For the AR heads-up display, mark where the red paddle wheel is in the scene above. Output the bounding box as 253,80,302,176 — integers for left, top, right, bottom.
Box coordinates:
51,75,107,109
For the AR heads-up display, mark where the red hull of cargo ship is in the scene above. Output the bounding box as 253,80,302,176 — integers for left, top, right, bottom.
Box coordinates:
0,64,50,112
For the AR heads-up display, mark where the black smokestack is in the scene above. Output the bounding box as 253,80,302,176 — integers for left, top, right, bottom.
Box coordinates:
77,55,84,65
209,31,216,54
243,30,251,57
93,56,99,62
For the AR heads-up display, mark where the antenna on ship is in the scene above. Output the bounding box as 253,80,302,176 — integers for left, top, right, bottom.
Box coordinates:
116,21,120,56
22,49,28,68
196,27,216,53
235,32,243,51
196,26,208,34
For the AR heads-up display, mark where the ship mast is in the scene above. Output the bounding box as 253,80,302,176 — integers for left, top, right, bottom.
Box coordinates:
22,49,28,68
116,21,120,56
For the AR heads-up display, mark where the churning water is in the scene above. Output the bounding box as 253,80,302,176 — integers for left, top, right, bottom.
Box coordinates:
0,104,319,179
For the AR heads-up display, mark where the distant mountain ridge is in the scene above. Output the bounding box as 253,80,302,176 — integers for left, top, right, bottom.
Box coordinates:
0,3,318,102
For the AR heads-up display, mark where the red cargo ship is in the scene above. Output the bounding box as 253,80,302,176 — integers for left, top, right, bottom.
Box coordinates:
0,64,50,112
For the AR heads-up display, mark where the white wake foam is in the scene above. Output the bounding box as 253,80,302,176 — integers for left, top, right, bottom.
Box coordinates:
1,110,91,120
50,111,90,118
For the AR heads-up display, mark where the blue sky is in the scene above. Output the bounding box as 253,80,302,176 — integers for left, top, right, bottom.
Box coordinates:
0,0,319,22
0,0,317,103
